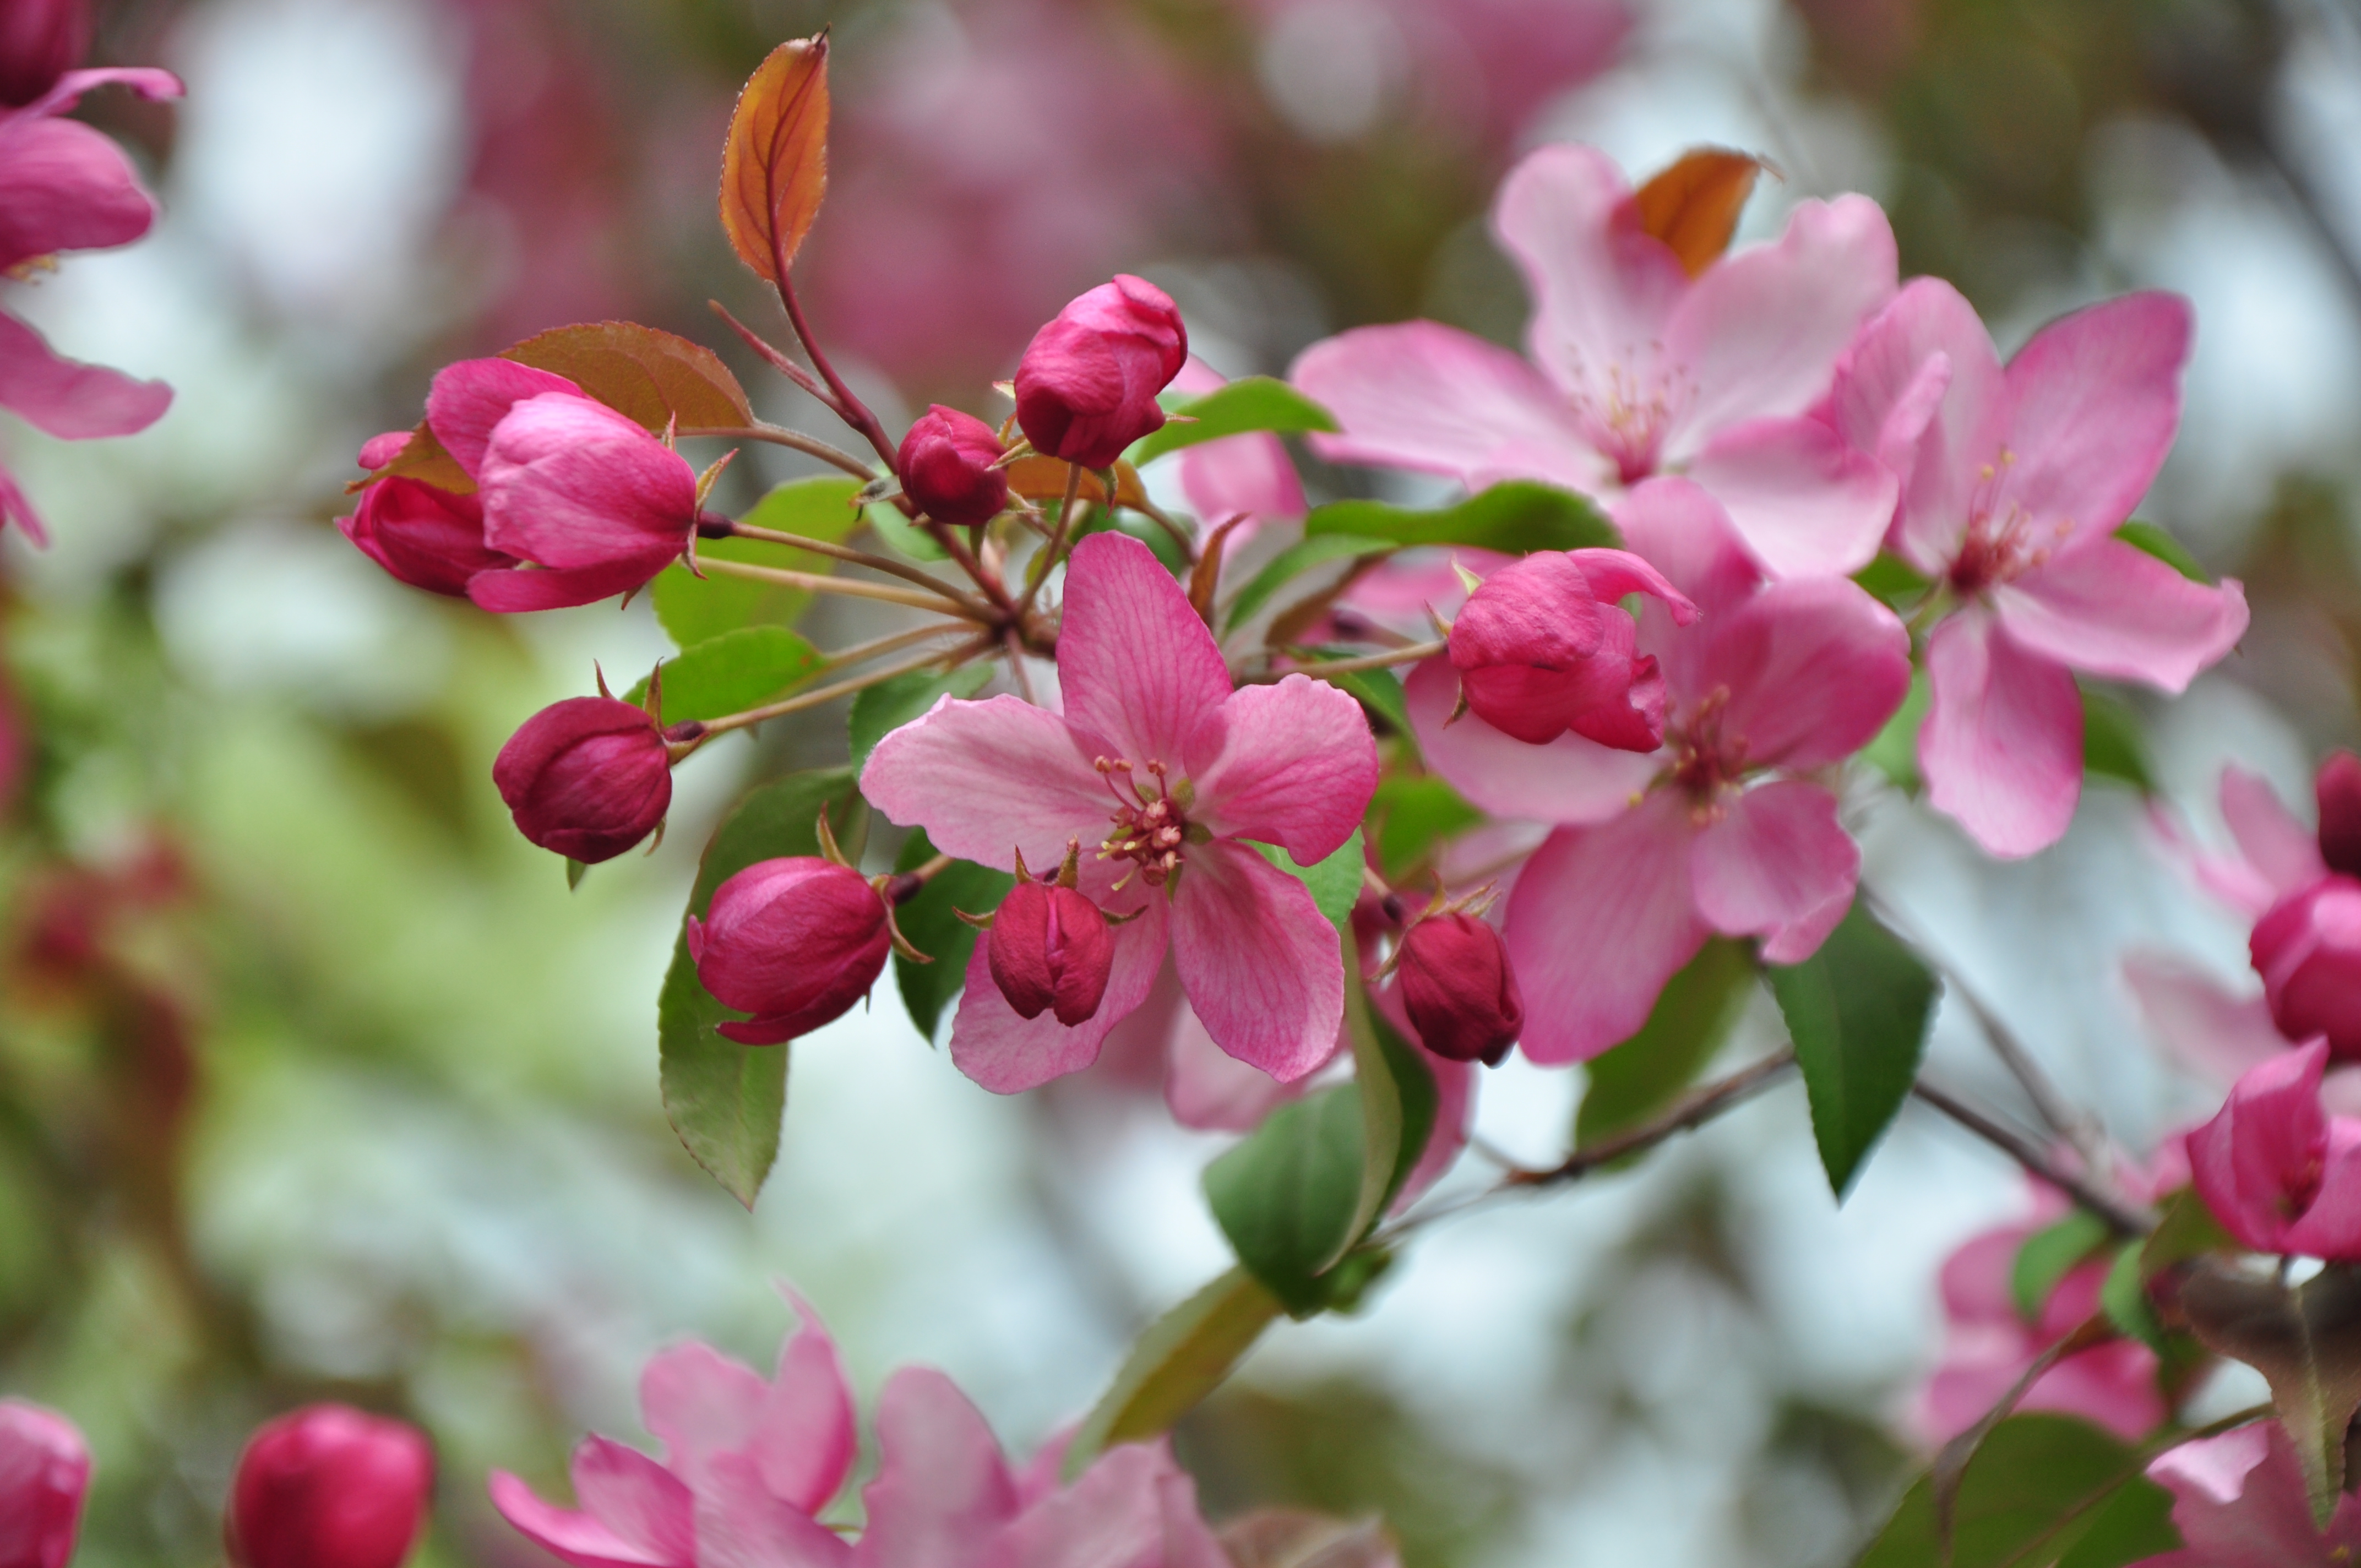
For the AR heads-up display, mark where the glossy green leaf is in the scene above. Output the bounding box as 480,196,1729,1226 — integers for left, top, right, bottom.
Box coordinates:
659,769,863,1207
1060,1267,1283,1482
1865,668,1931,796
1320,664,1412,742
1223,535,1391,634
1351,998,1438,1226
2011,1209,2110,1324
625,626,821,725
2099,1241,2165,1354
1370,774,1483,880
1304,480,1615,556
654,477,864,646
1857,1414,2179,1568
1204,1084,1367,1317
1129,376,1338,466
1854,551,1934,609
1767,899,1938,1200
1252,829,1365,932
864,499,949,562
2082,687,2156,794
847,664,991,771
1576,937,1756,1150
890,830,1013,1042
2117,521,2212,584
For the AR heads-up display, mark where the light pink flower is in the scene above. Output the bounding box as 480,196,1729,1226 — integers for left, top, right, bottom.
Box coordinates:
1169,359,1304,561
489,1291,858,1568
1412,478,1911,1062
863,531,1379,1091
2187,1039,2361,1260
0,67,182,544
1829,280,2248,858
1292,143,1898,578
2136,1422,2361,1567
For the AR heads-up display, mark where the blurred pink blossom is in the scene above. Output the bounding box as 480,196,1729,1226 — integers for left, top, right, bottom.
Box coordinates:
2137,1421,2361,1567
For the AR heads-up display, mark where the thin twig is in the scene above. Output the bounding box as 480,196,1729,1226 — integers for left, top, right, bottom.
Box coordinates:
679,421,874,480
1016,465,1087,622
1911,1080,2156,1237
698,642,981,737
1130,496,1198,564
1285,640,1447,677
808,622,972,677
696,557,984,617
926,520,1018,618
1002,625,1038,705
723,520,993,616
706,301,847,417
771,266,899,469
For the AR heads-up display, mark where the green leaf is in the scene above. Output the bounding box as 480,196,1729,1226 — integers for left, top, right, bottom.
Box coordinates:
625,626,821,725
1854,550,1934,609
2117,521,2212,584
658,769,862,1207
1576,937,1755,1150
2010,1210,2111,1324
2082,687,2156,794
1129,377,1338,466
1352,1000,1439,1225
1223,536,1391,634
891,830,1013,1041
1857,1414,2179,1568
1766,899,1938,1200
653,477,864,646
1204,1084,1368,1317
1369,775,1483,881
2099,1240,2166,1354
1865,667,1931,795
1252,829,1365,931
865,499,949,562
1304,480,1616,556
1319,665,1412,742
2140,1185,2234,1275
1060,1267,1283,1482
847,665,992,772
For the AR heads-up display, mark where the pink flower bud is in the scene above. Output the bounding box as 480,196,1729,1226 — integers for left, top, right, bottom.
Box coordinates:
225,1404,433,1568
1448,549,1694,749
0,0,90,107
1396,913,1524,1065
687,858,889,1045
2186,1040,2361,1260
1014,275,1188,470
0,1400,90,1568
492,698,671,863
2251,876,2361,1060
988,880,1114,1026
336,477,515,598
2320,751,2361,880
898,405,1010,528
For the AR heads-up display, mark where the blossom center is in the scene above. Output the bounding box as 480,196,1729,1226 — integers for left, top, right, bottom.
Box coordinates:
1566,355,1691,484
1667,685,1748,811
1096,756,1192,890
1949,449,2071,596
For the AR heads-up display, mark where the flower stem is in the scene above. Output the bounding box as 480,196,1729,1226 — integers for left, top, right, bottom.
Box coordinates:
1910,1079,2155,1237
679,420,874,480
1286,640,1446,676
1015,464,1088,622
707,301,850,421
770,267,900,470
696,641,983,738
695,556,987,617
717,519,993,617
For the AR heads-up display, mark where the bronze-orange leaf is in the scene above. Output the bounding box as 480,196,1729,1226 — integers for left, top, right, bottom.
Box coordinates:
501,320,753,433
1633,148,1766,278
719,34,831,284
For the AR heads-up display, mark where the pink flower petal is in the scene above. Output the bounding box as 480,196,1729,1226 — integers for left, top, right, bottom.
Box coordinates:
691,1451,852,1568
640,1341,764,1486
1185,674,1378,865
0,310,170,439
465,558,659,612
2145,1420,2361,1565
1689,780,1858,962
488,1472,679,1568
1403,655,1655,825
2285,1116,2361,1259
480,394,696,572
853,1369,1017,1568
993,1444,1226,1568
751,1288,857,1515
1504,794,1710,1064
1179,431,1304,532
425,357,582,479
1392,1049,1473,1211
1995,537,2246,692
1292,320,1601,489
5,67,181,126
949,896,1168,1092
1168,841,1346,1083
0,117,156,270
1570,547,1698,623
572,1438,697,1563
1706,576,1912,769
2222,766,2327,901
1920,609,2083,858
0,461,45,546
1662,194,1897,451
1492,143,1685,403
1682,414,1897,579
1613,477,1765,639
2122,951,2292,1088
1164,981,1311,1130
860,694,1113,875
1057,532,1234,767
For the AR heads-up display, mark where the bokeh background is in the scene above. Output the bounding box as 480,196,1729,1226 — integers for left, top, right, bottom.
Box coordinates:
5,0,2360,1561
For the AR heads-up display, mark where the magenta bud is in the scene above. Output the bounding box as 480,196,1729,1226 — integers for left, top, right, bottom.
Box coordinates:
2319,752,2361,880
686,857,889,1045
225,1404,433,1568
1396,913,1524,1066
2252,875,2361,1060
1448,550,1687,752
0,1399,90,1568
0,0,90,107
337,477,515,598
1014,275,1188,470
898,405,1010,528
987,880,1114,1026
492,697,671,863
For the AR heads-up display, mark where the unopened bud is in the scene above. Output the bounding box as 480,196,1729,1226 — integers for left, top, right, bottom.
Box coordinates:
338,449,516,598
1447,549,1690,751
2319,751,2361,879
493,697,672,863
1396,913,1524,1065
987,880,1114,1026
0,1399,89,1568
897,405,1010,528
225,1404,432,1568
1014,276,1187,470
687,857,890,1045
2251,875,2361,1059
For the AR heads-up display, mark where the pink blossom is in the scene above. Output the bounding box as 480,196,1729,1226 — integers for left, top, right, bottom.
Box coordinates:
492,696,672,864
1015,276,1189,470
2186,1039,2361,1260
226,1404,434,1568
1169,359,1304,560
0,67,182,544
1097,955,1322,1133
1411,477,1910,1062
1292,143,1898,578
1446,547,1694,748
688,860,891,1047
0,1398,89,1568
897,405,1010,529
1827,280,2248,857
2252,879,2361,1060
2135,1422,2361,1567
862,531,1379,1092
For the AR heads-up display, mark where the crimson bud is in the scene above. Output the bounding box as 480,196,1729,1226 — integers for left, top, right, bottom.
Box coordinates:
338,473,515,598
898,405,1010,528
2319,751,2361,880
687,858,890,1045
492,697,671,863
1014,275,1187,470
225,1404,432,1568
1448,549,1692,750
0,0,90,107
988,879,1114,1026
0,1399,89,1568
2252,875,2361,1060
1396,913,1524,1065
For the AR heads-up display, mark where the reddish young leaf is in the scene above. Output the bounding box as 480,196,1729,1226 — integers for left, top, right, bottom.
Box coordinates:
502,321,753,433
1633,148,1765,277
719,34,831,284
1003,455,1151,510
356,418,474,496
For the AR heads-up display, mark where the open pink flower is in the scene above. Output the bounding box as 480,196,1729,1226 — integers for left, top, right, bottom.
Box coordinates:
1292,143,1898,578
0,67,182,543
1411,478,1910,1062
2136,1422,2361,1567
1169,359,1304,561
863,531,1379,1092
2187,1039,2361,1260
1828,280,2248,857
489,1290,858,1568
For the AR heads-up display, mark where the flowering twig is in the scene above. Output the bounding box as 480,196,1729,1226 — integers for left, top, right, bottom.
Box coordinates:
706,301,850,420
716,518,993,617
768,258,899,470
695,557,988,617
679,420,874,480
1910,1079,2156,1238
690,640,985,741
1015,465,1088,622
